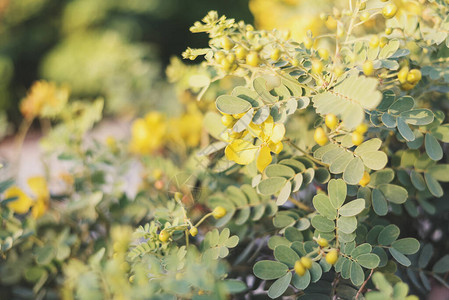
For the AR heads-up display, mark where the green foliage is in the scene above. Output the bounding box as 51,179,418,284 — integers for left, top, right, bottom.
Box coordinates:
2,0,449,299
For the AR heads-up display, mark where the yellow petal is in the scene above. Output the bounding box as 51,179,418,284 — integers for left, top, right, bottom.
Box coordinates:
31,199,48,219
248,122,262,138
270,123,285,143
4,187,33,214
27,176,49,200
261,116,274,140
257,145,272,172
269,141,283,154
225,139,258,165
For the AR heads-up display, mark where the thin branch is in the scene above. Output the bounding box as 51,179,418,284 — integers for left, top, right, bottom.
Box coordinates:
284,139,330,167
355,269,374,299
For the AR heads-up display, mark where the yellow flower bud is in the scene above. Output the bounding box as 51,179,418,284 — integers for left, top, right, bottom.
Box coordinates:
294,260,306,276
212,206,227,219
359,171,371,187
314,128,328,146
326,249,339,265
300,257,313,269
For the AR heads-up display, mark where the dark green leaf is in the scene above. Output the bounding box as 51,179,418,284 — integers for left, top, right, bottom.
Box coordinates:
253,260,289,280
268,272,292,299
274,245,300,267
425,134,443,161
378,224,400,245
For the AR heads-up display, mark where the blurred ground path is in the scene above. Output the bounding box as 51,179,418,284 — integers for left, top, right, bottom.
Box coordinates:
0,118,135,190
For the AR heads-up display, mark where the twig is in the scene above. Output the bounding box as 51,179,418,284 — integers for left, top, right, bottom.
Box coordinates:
355,269,374,299
284,139,329,167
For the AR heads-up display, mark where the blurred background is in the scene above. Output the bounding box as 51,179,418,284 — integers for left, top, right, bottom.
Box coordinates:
0,0,253,133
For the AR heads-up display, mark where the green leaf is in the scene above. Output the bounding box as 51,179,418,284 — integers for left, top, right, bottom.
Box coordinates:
397,117,415,141
216,95,252,115
391,238,420,255
279,159,306,173
328,179,347,209
35,245,55,265
273,214,295,228
356,254,380,269
292,173,303,193
311,215,335,232
378,184,408,204
232,86,261,107
400,109,434,125
309,262,323,283
418,244,433,269
329,151,354,174
388,96,415,115
313,74,382,129
274,245,300,267
350,262,365,286
292,271,311,290
313,194,337,220
343,157,364,185
276,181,292,206
351,243,372,258
337,216,357,234
372,247,388,268
339,199,365,217
360,151,388,170
427,165,449,182
265,164,296,179
355,138,382,155
425,134,443,161
424,173,443,197
372,189,388,216
233,108,254,132
379,39,400,59
315,168,331,183
253,260,289,280
371,272,393,295
268,272,292,299
369,169,395,186
257,177,287,195
410,170,426,191
431,124,449,142
223,279,247,294
285,227,304,242
203,112,227,140
389,248,411,267
252,106,270,124
432,255,449,274
378,224,400,245
253,77,278,104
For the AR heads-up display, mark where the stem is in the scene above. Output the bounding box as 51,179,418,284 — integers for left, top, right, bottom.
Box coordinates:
285,139,329,167
288,197,313,212
355,269,374,299
194,212,213,227
14,118,33,167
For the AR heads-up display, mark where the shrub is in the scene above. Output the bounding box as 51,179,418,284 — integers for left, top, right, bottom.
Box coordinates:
1,1,449,299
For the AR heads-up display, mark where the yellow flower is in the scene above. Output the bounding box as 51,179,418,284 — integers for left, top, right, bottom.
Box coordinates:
4,186,33,214
168,105,203,148
28,176,50,219
20,81,69,120
129,112,167,154
249,0,325,40
225,116,285,172
3,176,50,218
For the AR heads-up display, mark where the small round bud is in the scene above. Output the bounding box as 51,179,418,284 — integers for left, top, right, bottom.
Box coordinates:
189,227,198,237
159,230,170,242
326,249,339,265
294,260,306,276
212,206,227,219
